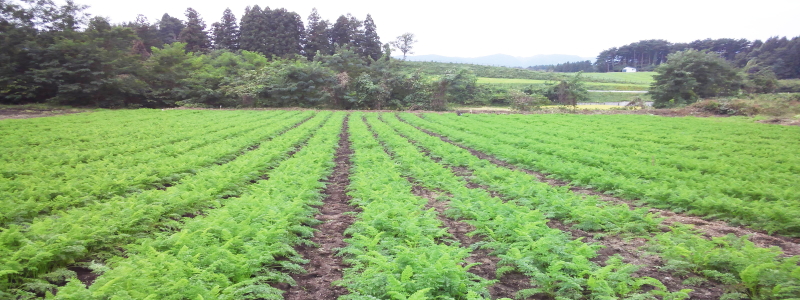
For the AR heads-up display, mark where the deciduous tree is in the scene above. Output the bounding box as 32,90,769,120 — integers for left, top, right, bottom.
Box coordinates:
650,49,742,107
390,33,416,60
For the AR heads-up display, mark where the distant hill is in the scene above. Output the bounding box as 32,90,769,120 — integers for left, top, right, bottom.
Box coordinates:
401,54,595,67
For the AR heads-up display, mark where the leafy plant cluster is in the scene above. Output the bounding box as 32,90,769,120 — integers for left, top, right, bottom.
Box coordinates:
338,113,493,299
54,113,345,299
372,114,685,299
413,113,800,236
400,112,800,298
0,110,304,226
0,112,331,298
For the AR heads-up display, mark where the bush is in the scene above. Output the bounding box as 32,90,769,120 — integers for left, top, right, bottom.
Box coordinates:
691,94,800,116
508,90,550,111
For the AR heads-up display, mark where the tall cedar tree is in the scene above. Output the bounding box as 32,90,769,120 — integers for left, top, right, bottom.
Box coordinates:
211,8,239,50
360,14,381,61
238,6,259,53
330,15,352,47
178,8,210,52
127,15,161,51
304,8,332,59
266,8,304,58
239,6,303,58
158,14,184,45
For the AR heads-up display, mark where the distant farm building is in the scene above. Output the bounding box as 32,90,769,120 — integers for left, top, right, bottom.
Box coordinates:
622,67,637,72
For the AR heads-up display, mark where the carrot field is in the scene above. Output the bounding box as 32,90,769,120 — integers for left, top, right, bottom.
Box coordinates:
1,110,799,299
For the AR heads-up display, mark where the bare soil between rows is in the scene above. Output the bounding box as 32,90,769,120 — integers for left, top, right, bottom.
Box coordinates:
283,116,355,299
410,184,532,299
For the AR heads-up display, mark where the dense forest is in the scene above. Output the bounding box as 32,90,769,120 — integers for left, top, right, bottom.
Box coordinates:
1,0,474,109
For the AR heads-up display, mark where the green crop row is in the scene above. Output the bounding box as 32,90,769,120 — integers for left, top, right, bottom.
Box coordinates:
368,113,687,299
446,113,798,203
53,113,346,299
0,109,204,160
475,113,799,175
396,113,800,299
0,112,331,298
0,111,308,227
413,113,800,236
338,113,492,299
1,110,281,167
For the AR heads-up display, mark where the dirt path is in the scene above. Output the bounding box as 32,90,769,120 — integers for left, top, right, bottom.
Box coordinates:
0,107,87,120
283,116,355,300
402,117,800,257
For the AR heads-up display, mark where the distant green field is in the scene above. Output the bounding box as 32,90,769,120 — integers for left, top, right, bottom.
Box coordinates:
565,72,656,85
476,77,650,91
584,92,651,103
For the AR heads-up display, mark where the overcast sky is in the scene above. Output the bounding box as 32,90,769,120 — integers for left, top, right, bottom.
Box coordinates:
71,0,800,59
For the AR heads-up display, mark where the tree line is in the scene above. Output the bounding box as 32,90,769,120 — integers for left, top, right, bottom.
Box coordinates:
595,37,800,79
1,0,455,109
526,60,594,73
528,37,800,80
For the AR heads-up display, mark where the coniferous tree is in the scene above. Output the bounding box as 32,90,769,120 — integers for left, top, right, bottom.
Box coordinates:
178,8,210,52
211,8,239,50
158,13,184,45
330,15,351,47
360,14,381,61
266,8,304,57
304,8,331,59
347,14,363,52
239,5,268,54
239,6,303,58
126,15,161,51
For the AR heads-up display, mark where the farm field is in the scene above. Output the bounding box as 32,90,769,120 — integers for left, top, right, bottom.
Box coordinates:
476,77,650,91
1,110,800,299
564,72,657,85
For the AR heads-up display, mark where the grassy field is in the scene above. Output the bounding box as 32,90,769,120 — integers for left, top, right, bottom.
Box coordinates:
2,110,799,299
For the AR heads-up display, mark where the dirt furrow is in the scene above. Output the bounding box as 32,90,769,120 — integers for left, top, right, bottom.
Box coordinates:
283,116,355,300
399,115,800,256
55,116,328,291
386,117,726,298
365,116,529,299
408,183,532,299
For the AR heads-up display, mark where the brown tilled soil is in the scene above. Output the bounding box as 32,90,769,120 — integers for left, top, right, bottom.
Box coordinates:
0,107,86,120
283,117,355,300
405,119,800,256
66,266,100,288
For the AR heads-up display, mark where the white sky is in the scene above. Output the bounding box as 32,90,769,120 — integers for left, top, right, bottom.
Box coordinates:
71,0,800,58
